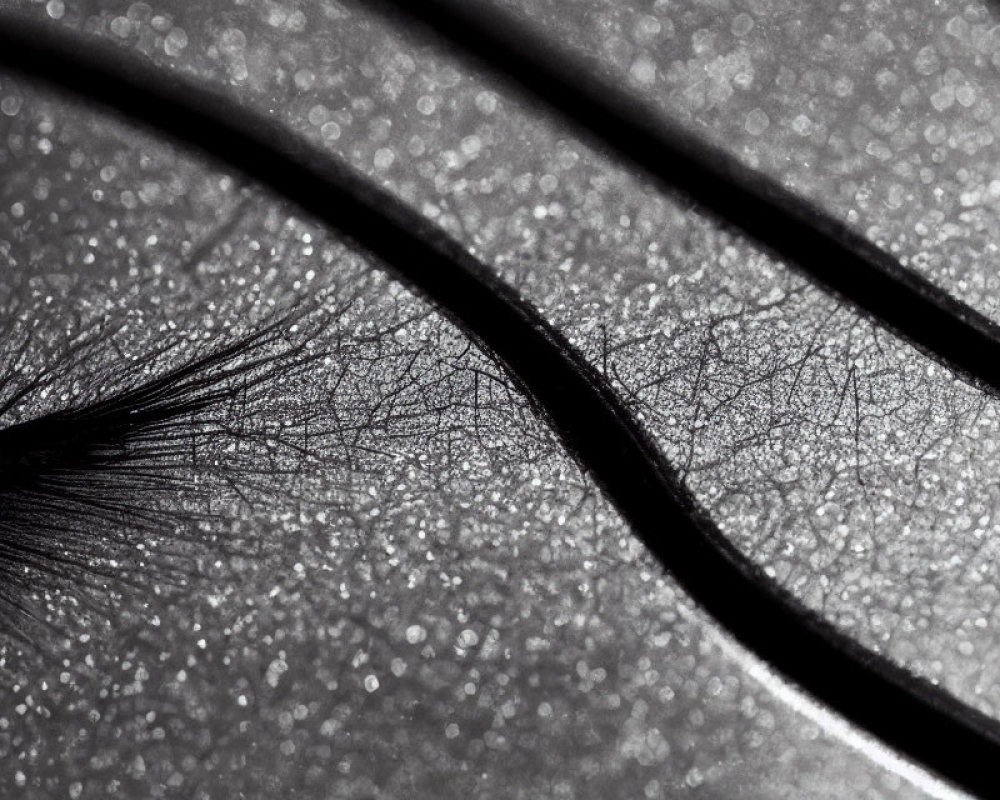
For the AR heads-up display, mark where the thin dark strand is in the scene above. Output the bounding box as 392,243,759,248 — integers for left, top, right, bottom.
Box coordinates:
0,18,994,796
0,322,114,419
0,302,336,638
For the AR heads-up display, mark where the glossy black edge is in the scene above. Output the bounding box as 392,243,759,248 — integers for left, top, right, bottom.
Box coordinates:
0,17,995,798
367,0,1000,402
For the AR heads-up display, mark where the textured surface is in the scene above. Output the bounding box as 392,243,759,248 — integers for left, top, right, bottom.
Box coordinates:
0,0,995,796
491,0,1000,323
18,0,994,717
0,83,933,799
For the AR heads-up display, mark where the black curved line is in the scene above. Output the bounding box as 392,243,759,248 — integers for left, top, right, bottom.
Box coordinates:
0,17,995,797
365,0,1000,403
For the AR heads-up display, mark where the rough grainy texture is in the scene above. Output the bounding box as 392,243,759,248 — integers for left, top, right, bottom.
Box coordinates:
18,0,999,719
0,81,937,799
491,0,1000,324
0,0,990,796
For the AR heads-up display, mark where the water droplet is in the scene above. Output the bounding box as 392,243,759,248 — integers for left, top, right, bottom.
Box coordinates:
1,96,22,117
629,57,657,86
731,13,754,36
475,91,498,115
745,108,769,136
405,624,425,644
110,17,133,38
164,28,188,57
321,121,341,141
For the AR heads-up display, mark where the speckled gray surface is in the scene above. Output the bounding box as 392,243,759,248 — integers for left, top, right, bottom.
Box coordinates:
0,0,992,797
490,0,1000,323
